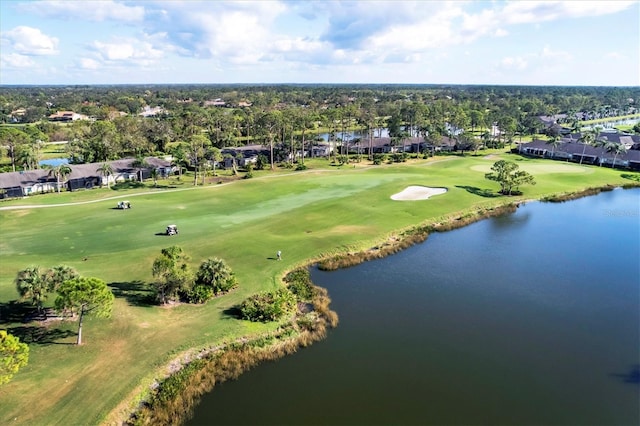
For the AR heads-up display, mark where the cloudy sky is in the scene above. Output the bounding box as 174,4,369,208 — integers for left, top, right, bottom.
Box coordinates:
1,0,638,86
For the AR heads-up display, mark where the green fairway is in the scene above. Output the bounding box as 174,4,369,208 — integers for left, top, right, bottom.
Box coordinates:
0,154,637,425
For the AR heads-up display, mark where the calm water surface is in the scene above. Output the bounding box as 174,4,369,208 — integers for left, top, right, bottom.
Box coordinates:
189,188,640,426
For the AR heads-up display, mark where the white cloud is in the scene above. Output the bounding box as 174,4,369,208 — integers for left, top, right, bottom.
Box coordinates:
93,41,135,61
18,0,144,22
143,0,286,64
89,37,164,64
1,26,59,55
540,45,571,62
604,52,626,60
494,28,508,37
500,56,528,71
1,52,36,68
319,1,463,50
79,58,101,70
501,1,635,25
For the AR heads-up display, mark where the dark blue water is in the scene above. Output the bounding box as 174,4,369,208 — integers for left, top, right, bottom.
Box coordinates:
189,188,640,426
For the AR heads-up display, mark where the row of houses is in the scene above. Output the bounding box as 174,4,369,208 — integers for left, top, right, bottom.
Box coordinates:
217,136,460,167
519,133,640,170
0,157,172,199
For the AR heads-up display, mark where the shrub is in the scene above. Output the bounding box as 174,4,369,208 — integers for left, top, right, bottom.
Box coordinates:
244,163,254,179
284,268,316,301
372,153,385,165
112,181,145,190
239,288,296,322
185,285,214,304
195,258,237,297
295,162,307,171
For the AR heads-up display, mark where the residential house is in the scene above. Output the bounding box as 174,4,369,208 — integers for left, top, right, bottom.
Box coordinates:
520,134,640,170
48,111,88,122
0,157,172,199
139,106,165,117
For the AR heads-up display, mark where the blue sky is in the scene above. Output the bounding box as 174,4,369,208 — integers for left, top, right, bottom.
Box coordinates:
1,0,638,86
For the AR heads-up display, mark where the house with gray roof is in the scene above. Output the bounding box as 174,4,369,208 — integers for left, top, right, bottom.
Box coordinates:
520,136,640,170
0,157,172,199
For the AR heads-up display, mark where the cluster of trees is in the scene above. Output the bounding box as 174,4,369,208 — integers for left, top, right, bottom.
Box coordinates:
0,126,49,172
14,264,114,345
1,85,638,173
151,246,237,304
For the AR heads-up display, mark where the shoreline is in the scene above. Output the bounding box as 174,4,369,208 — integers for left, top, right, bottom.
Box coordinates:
116,182,640,426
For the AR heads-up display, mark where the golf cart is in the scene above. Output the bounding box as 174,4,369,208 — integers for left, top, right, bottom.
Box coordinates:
117,201,131,209
166,224,178,236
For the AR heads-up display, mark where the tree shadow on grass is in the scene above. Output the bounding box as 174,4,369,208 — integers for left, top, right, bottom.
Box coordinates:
0,300,34,324
610,364,640,385
222,306,243,320
109,280,156,307
455,185,500,198
7,325,76,345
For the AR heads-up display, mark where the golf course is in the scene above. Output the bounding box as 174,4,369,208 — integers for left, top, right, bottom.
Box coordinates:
0,152,637,425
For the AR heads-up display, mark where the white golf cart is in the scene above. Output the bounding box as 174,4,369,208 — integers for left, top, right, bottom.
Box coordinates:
166,224,178,236
117,201,131,209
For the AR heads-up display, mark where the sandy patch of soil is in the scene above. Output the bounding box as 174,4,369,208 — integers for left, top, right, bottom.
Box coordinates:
391,186,447,201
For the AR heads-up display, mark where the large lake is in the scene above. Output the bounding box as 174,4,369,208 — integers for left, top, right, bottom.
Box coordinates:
189,188,639,426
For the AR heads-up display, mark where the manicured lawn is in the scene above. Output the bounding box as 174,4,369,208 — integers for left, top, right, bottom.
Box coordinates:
0,153,636,425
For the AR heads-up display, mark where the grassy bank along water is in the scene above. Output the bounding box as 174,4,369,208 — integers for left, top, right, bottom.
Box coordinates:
541,182,640,203
317,203,519,271
125,270,337,426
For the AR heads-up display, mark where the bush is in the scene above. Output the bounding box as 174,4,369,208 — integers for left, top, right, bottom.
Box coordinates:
284,268,316,301
184,284,214,304
112,181,145,190
195,258,238,297
239,288,297,322
295,162,307,171
244,163,254,179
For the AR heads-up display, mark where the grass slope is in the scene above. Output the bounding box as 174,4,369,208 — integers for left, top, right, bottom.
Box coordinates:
0,153,636,425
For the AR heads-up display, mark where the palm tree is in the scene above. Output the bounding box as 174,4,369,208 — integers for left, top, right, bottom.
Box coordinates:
15,266,47,314
48,164,72,193
546,135,561,159
132,156,150,183
605,142,628,169
44,265,80,292
150,168,159,187
195,258,237,295
97,162,114,189
578,126,601,165
171,145,187,180
17,146,38,170
569,118,582,139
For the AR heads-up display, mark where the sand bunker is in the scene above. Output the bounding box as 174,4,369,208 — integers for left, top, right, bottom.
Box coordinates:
391,186,447,201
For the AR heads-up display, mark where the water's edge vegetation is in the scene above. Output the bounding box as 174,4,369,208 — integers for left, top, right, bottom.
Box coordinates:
120,181,639,426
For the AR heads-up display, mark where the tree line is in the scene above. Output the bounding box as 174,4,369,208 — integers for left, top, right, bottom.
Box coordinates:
1,85,638,173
